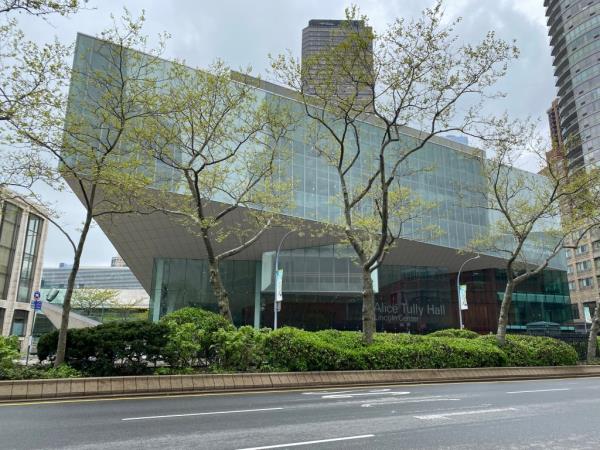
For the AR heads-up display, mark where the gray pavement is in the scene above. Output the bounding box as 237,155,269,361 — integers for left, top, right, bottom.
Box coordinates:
1,376,600,449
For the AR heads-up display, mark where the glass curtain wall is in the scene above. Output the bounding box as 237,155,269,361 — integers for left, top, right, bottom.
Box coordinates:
16,214,43,302
150,258,257,325
0,202,23,299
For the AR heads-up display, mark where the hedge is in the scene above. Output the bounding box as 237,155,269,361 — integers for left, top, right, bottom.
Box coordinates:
263,327,507,371
428,329,480,339
479,335,578,367
30,308,581,378
37,321,169,376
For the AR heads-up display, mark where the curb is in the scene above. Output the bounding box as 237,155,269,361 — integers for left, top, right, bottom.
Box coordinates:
2,365,600,403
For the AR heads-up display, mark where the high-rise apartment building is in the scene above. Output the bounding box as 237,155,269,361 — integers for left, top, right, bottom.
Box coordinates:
545,0,600,170
545,1,600,322
301,19,373,104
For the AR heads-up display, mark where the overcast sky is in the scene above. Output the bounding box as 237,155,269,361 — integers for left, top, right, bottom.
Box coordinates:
11,0,556,268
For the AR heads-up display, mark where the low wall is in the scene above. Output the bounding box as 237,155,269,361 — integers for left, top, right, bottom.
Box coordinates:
2,365,600,403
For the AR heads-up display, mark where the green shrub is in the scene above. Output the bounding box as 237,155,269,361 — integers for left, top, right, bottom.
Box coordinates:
351,337,505,370
428,329,479,339
263,327,351,371
262,328,505,371
160,307,233,368
3,364,83,380
479,335,578,366
213,326,269,371
0,336,20,380
154,367,196,375
37,321,169,376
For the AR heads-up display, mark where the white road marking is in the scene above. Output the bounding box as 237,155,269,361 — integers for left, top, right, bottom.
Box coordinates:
322,390,410,399
236,434,375,449
302,390,357,395
303,388,392,396
361,397,460,408
414,407,517,420
122,407,283,421
506,388,570,394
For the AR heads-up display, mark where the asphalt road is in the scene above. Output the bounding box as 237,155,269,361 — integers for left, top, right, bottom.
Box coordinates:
1,377,600,449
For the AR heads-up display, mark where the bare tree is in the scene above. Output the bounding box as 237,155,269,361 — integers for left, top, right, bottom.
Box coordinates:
0,0,80,191
3,11,171,365
468,120,600,346
271,2,517,343
139,62,293,322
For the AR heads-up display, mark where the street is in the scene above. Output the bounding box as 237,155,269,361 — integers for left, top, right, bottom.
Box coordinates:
1,377,600,449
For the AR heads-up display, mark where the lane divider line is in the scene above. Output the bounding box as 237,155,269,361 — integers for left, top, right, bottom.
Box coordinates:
236,434,375,450
506,388,570,394
322,391,410,399
414,407,517,420
122,407,283,421
361,397,460,408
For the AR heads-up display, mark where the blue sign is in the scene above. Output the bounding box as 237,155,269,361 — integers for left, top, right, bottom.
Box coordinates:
33,290,41,300
31,300,42,311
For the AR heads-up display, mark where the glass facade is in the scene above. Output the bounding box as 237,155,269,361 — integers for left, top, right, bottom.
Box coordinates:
149,259,258,325
16,214,42,302
150,253,571,333
41,267,143,289
0,202,22,299
72,34,574,334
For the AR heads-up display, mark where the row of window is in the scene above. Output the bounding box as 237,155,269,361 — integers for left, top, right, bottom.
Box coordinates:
569,276,596,290
0,201,43,303
566,13,600,45
566,240,600,258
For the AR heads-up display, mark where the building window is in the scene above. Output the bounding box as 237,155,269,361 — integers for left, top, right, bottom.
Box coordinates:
593,240,600,252
16,214,42,303
10,309,28,337
0,202,23,299
571,304,580,320
576,260,592,272
0,307,4,331
568,265,574,274
568,280,576,291
576,244,589,255
579,277,594,289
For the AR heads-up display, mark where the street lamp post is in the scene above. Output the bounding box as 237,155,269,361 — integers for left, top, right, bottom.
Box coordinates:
456,254,480,329
274,230,293,330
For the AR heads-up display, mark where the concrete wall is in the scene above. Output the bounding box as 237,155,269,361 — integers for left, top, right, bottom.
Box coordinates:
2,366,600,402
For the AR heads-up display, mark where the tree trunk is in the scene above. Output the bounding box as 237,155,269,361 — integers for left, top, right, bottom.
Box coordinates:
361,268,376,344
496,281,514,346
587,300,600,363
208,259,233,323
54,211,93,367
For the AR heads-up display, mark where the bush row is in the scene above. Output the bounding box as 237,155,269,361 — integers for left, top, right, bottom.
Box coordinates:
259,328,578,371
27,309,579,378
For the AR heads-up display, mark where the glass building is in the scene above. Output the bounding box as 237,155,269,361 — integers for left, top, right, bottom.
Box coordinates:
66,33,574,334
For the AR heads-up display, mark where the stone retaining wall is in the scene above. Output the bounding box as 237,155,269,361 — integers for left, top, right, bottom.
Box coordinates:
2,365,600,402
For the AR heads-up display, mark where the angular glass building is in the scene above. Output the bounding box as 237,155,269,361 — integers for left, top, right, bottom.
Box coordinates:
66,33,574,334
